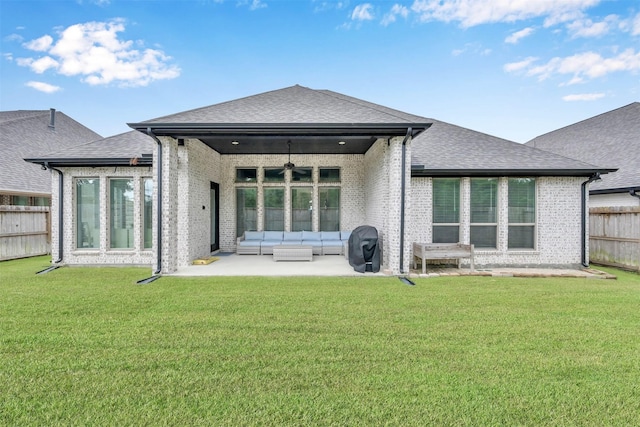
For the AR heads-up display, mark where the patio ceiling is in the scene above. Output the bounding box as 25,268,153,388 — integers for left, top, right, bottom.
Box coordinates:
127,123,431,154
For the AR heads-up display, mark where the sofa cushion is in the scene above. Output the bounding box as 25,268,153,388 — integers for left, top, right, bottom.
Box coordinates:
321,231,340,241
244,231,264,241
302,231,321,241
341,231,352,241
263,231,283,241
238,240,261,247
283,231,302,241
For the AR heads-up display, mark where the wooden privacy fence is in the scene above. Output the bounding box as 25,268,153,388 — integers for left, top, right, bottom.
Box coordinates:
589,207,640,272
0,206,51,261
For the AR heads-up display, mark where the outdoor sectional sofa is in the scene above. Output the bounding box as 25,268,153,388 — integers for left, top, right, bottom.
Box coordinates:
236,231,352,256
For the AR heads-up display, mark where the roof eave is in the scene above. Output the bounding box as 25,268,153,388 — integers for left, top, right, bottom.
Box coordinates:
590,185,640,195
24,157,153,168
411,167,617,177
127,122,431,138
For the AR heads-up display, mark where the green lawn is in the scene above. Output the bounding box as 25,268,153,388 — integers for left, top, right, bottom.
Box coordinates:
1,256,639,426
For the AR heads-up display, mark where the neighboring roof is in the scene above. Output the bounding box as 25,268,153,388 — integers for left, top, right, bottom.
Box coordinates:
128,85,431,154
24,130,154,168
526,102,639,192
0,110,102,196
411,119,612,177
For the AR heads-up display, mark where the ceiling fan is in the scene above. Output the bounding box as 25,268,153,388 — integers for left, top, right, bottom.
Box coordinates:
280,140,308,174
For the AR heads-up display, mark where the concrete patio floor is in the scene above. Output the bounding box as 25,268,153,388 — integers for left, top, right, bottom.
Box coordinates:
170,253,615,279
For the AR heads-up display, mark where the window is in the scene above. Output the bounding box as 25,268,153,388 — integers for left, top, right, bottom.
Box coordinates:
432,178,460,243
292,167,312,182
470,178,498,248
76,178,100,249
236,188,257,237
33,197,50,206
319,168,340,182
319,188,340,231
264,188,285,231
110,179,134,249
11,196,28,206
236,168,257,182
264,168,285,182
508,178,536,249
291,187,312,231
143,178,153,249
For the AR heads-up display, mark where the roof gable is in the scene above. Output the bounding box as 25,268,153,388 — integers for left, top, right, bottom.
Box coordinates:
526,102,640,191
412,119,608,176
0,110,102,195
136,84,428,125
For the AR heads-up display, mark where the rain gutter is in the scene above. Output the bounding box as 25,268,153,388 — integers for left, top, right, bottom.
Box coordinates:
144,128,163,278
43,161,64,264
399,128,412,275
581,173,601,268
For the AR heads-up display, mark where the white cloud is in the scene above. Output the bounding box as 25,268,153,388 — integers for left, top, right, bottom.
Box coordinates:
410,0,600,28
631,12,640,36
4,33,24,43
505,27,535,44
24,35,54,51
16,19,180,87
249,0,267,10
566,14,617,38
503,56,538,72
506,49,640,84
352,3,374,21
562,93,605,101
382,4,409,26
29,56,60,73
25,81,61,93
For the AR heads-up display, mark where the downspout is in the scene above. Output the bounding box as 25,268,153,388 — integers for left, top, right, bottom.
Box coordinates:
399,127,412,275
630,189,640,202
146,128,163,275
581,173,600,267
44,161,63,264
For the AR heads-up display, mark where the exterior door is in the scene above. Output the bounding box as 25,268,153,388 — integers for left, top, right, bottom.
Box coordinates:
210,182,220,252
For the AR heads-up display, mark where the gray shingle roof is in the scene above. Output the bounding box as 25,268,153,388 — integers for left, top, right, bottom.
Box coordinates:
24,130,155,167
411,119,606,176
136,84,428,124
0,110,102,196
526,102,639,192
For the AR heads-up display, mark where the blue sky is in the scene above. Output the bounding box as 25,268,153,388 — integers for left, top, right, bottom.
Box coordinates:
1,0,638,143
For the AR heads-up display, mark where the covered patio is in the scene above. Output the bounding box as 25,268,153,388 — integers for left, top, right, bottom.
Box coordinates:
172,253,386,277
170,252,611,279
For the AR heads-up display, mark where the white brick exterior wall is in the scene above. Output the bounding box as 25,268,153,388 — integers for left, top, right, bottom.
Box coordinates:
363,139,390,270
50,136,588,273
50,166,154,267
409,176,585,268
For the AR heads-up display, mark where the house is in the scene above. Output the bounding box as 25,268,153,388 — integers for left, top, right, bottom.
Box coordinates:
0,109,102,206
25,85,613,275
526,102,640,207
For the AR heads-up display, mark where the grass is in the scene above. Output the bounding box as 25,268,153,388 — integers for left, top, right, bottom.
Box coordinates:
1,256,639,426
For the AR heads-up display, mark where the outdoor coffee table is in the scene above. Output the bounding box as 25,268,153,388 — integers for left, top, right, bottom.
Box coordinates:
272,245,313,262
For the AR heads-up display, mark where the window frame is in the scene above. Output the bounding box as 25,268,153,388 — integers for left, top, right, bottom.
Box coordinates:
470,177,498,249
142,177,153,250
263,187,285,231
75,177,100,250
508,177,537,250
109,177,135,250
432,178,461,243
319,187,340,231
